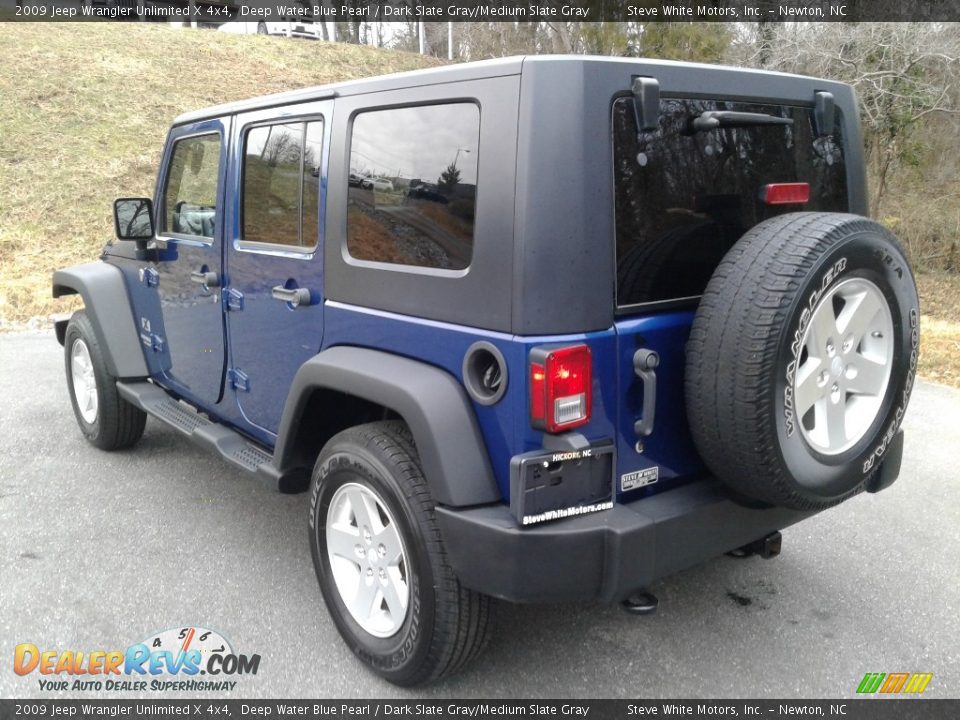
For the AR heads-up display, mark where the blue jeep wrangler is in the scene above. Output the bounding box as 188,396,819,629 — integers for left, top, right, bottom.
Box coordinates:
53,57,919,685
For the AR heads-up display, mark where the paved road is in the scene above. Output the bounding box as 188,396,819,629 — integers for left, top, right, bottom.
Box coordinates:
1,331,958,700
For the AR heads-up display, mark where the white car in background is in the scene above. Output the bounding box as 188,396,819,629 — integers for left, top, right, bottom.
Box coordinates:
216,20,324,41
361,177,395,192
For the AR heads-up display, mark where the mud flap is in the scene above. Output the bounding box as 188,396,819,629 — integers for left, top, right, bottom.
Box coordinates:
866,430,905,494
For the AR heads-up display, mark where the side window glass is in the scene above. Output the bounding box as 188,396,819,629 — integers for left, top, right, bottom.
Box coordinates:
347,103,479,270
163,134,221,239
242,119,324,248
302,122,323,246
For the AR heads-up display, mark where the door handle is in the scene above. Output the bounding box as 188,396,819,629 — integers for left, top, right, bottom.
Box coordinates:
190,270,219,288
633,348,660,438
271,285,312,308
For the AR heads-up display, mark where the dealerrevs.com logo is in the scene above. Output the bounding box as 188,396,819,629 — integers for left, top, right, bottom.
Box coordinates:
13,626,260,692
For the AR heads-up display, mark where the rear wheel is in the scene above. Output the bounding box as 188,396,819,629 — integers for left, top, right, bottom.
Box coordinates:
64,311,146,451
309,421,494,685
685,213,919,510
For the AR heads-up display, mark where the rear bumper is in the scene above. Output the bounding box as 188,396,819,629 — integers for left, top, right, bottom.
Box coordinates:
436,479,816,604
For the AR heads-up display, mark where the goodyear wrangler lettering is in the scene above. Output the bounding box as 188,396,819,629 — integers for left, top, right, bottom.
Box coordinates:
862,307,918,473
784,257,847,436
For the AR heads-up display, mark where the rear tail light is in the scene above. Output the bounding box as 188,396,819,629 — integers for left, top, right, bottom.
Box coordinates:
761,182,810,205
529,344,592,433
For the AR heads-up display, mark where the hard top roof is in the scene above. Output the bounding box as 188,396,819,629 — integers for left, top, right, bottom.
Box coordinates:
173,54,846,126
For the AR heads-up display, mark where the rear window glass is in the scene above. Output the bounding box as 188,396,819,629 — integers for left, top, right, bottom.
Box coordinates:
347,103,479,271
613,97,847,307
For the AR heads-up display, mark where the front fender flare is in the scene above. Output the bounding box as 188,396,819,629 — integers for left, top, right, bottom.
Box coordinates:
52,262,147,378
275,347,501,507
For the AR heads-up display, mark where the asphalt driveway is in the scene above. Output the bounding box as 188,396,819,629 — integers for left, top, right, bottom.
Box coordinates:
1,331,957,699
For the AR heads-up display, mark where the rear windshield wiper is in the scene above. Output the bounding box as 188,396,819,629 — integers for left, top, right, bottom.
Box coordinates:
688,111,793,133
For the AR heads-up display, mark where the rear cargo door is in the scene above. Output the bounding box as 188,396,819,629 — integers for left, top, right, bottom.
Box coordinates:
610,94,850,499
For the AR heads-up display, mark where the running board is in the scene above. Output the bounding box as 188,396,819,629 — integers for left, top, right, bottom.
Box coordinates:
116,381,307,492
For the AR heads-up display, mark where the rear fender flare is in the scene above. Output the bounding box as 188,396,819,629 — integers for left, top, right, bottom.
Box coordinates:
275,347,501,507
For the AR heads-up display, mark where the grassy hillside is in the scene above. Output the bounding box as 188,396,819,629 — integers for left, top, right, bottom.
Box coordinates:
0,22,439,324
0,23,957,386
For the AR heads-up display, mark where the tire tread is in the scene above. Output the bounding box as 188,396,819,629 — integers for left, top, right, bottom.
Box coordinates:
64,311,146,451
686,212,913,510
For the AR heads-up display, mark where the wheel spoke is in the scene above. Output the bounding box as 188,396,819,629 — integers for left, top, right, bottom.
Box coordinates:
375,523,404,565
352,576,380,622
848,356,888,397
381,569,408,617
837,288,884,342
346,488,376,532
806,303,838,357
826,397,847,448
327,524,360,561
794,359,824,416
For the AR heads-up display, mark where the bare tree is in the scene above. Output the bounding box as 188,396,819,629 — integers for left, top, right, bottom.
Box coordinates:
738,23,960,214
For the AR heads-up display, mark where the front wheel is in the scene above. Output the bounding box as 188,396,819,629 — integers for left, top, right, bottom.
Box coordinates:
308,421,494,686
63,311,146,450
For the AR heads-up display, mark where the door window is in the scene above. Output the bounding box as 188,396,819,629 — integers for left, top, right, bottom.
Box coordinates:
242,119,324,249
162,133,221,240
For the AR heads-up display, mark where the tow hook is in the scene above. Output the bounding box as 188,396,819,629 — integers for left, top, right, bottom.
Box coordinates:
727,531,782,560
621,589,659,615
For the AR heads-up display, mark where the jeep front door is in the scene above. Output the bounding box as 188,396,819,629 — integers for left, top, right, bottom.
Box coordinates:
153,119,229,408
223,104,330,438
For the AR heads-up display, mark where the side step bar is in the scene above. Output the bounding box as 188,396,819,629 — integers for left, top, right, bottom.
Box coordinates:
116,381,306,492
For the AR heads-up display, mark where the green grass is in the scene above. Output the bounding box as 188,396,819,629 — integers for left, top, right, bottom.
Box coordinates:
915,271,960,388
0,22,439,324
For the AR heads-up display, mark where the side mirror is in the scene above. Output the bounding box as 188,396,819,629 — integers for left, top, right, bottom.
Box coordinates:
114,198,155,241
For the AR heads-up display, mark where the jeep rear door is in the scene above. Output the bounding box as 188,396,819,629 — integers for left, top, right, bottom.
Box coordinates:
152,118,230,408
611,94,850,499
222,101,331,439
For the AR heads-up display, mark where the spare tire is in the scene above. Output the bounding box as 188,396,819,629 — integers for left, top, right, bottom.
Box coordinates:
685,213,919,510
